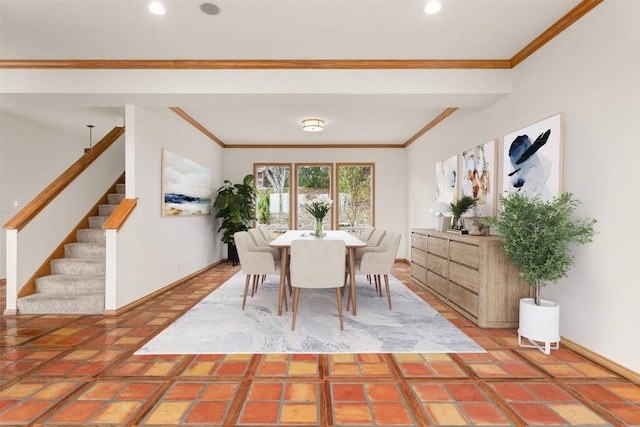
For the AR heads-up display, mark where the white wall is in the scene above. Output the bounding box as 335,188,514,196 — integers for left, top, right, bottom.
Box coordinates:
406,1,640,373
112,107,224,308
222,148,407,257
0,110,123,280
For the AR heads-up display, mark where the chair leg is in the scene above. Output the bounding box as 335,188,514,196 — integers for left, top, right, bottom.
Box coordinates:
291,288,300,331
251,275,259,297
373,275,381,296
287,268,293,297
384,274,392,310
242,275,251,310
283,281,289,312
336,288,344,330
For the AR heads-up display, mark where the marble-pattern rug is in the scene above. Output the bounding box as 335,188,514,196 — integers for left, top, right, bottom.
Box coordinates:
136,272,485,354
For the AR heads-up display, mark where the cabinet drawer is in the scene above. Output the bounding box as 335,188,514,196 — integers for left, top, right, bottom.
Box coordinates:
449,262,479,293
411,232,427,251
449,241,480,269
427,271,448,297
411,263,427,285
449,282,478,317
427,254,448,277
427,236,448,257
411,248,427,267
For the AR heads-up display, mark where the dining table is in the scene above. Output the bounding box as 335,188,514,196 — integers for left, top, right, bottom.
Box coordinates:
269,230,367,316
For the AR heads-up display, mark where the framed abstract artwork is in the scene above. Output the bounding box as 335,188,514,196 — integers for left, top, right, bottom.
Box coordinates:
502,113,563,201
461,139,497,216
435,154,457,204
162,149,212,216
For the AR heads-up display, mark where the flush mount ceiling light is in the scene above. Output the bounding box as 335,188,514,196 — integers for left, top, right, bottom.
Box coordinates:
302,118,324,132
424,0,442,14
148,1,166,15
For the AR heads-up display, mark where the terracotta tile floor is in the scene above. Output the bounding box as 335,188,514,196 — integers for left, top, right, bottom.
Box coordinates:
1,263,639,426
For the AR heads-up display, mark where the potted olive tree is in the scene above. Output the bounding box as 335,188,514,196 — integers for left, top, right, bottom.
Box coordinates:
213,174,257,265
487,192,596,354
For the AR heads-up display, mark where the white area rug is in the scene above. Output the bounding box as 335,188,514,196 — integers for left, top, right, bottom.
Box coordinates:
136,272,485,354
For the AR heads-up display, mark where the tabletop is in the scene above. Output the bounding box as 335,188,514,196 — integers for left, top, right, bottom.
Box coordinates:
269,230,366,248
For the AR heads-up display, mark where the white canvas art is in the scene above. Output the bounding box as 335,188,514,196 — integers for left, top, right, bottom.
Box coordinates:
502,113,563,201
461,140,497,216
435,155,457,204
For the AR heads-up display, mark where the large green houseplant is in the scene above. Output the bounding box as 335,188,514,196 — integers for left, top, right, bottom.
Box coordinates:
487,191,596,353
487,191,596,304
213,174,257,263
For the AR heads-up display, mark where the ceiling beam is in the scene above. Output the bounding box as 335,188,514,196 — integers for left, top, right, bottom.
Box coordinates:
510,0,603,67
0,59,511,70
403,108,459,148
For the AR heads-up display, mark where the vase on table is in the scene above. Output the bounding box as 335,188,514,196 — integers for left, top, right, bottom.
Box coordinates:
315,217,324,237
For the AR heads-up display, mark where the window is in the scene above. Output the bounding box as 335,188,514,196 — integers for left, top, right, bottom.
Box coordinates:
253,164,292,234
337,163,374,237
255,162,375,235
295,164,333,230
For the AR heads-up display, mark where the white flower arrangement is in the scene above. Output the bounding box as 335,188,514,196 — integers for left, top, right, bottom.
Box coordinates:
304,195,333,219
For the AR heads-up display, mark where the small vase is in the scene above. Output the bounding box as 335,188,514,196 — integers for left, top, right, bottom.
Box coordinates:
315,217,324,237
452,216,462,230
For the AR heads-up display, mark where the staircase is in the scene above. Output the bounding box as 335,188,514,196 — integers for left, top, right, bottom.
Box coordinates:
17,183,125,314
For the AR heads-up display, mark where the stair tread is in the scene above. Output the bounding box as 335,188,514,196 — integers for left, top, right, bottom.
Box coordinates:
21,292,105,299
38,273,105,279
52,257,105,263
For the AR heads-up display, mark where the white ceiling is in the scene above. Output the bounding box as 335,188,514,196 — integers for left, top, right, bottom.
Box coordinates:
0,0,592,145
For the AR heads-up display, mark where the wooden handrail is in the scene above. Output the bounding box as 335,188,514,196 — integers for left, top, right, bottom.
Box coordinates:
3,126,125,231
103,198,138,231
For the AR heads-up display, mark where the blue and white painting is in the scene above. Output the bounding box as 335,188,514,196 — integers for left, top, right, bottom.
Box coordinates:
502,113,563,201
162,149,212,216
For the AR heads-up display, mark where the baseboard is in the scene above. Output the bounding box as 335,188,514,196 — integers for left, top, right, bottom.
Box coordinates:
103,260,225,316
561,336,640,383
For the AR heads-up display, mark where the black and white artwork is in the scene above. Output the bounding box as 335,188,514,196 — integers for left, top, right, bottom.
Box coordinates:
502,113,563,201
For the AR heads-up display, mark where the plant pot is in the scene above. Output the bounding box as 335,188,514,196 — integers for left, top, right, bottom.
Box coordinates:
518,297,560,354
227,242,239,266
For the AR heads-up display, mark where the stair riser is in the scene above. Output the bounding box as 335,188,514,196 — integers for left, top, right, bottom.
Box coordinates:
77,229,106,244
99,205,117,216
51,259,106,275
116,183,126,194
36,276,105,294
108,194,125,205
65,243,106,258
88,216,108,229
18,294,104,315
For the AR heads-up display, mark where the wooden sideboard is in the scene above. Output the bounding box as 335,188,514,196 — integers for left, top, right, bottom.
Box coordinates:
411,228,531,328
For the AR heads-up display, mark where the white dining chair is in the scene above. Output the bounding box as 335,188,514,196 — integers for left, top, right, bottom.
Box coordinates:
289,239,347,331
360,226,375,242
248,228,280,260
346,231,401,310
258,225,274,243
355,228,386,260
234,231,288,311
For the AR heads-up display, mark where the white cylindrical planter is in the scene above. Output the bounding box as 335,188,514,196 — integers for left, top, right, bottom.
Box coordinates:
518,298,560,354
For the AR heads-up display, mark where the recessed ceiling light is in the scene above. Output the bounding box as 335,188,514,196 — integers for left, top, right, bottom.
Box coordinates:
148,1,166,15
424,0,442,14
200,3,220,15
